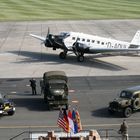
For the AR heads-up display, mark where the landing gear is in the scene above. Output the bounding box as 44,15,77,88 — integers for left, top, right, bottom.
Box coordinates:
59,51,67,59
59,51,85,62
77,55,84,62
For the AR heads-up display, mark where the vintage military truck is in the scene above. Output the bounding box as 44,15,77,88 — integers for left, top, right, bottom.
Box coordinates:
43,71,68,110
108,86,140,117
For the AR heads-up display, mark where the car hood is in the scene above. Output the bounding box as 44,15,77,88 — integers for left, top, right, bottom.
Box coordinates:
113,98,130,104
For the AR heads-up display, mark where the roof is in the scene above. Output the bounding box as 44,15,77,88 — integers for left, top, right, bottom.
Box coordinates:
43,71,67,82
44,71,66,77
123,86,140,94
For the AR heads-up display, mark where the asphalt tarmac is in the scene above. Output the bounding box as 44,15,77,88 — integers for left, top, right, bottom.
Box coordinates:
0,76,140,139
0,20,140,78
0,20,140,139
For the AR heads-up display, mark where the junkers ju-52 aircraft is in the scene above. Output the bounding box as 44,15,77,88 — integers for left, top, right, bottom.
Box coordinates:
30,29,140,62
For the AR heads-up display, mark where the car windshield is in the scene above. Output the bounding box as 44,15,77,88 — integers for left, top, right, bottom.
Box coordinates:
120,91,132,98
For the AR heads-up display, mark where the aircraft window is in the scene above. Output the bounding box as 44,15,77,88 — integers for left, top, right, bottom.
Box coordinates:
87,39,90,42
72,37,76,40
77,38,80,41
97,41,100,44
82,39,85,41
60,32,70,38
92,40,95,43
101,42,104,45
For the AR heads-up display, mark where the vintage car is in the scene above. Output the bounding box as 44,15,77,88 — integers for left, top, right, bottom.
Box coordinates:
0,93,15,116
108,86,140,117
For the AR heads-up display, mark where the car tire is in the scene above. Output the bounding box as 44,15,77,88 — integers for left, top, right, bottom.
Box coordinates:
8,111,15,116
123,107,132,118
133,99,140,109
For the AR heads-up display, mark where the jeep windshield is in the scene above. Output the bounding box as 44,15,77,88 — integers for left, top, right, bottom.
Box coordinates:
49,80,66,89
120,91,132,98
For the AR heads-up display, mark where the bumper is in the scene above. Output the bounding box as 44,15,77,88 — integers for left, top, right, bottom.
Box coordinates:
0,107,15,114
48,100,68,106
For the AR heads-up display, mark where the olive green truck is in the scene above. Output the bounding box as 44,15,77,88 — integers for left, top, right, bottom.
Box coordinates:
43,71,68,110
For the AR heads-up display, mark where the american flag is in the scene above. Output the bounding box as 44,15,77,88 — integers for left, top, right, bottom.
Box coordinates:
57,108,70,133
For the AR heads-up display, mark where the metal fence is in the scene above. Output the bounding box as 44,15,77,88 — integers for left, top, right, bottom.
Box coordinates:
9,129,140,140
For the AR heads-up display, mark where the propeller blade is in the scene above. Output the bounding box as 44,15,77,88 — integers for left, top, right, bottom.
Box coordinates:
46,27,50,39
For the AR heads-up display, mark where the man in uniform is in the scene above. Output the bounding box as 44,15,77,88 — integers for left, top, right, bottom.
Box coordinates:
30,78,37,95
40,79,44,95
118,120,129,140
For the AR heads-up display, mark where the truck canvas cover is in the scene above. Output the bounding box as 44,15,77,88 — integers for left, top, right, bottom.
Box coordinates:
43,71,67,83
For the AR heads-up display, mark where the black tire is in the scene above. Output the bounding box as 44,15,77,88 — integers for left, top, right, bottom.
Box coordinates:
123,107,132,118
8,111,15,116
44,94,48,103
65,104,68,110
77,55,84,62
59,52,66,59
133,99,140,109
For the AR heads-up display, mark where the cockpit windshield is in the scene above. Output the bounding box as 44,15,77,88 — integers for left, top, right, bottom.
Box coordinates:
120,91,132,98
59,32,70,38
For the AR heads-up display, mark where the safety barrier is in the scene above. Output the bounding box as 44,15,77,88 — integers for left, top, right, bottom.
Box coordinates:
9,129,140,140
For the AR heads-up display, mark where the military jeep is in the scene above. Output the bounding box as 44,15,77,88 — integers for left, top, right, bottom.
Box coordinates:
0,93,15,116
108,86,140,117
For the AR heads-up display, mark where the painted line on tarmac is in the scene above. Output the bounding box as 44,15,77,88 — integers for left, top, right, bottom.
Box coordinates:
0,123,140,129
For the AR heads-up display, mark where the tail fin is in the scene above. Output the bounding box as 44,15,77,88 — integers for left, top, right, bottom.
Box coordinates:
129,30,140,48
130,30,140,45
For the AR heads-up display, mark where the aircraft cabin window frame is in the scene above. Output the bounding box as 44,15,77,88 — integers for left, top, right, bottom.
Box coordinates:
72,37,76,40
92,40,95,43
77,38,80,41
82,39,85,42
97,41,100,44
87,39,90,42
101,42,104,45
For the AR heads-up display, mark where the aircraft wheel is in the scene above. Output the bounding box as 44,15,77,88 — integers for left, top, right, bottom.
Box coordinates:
59,52,66,59
77,55,84,62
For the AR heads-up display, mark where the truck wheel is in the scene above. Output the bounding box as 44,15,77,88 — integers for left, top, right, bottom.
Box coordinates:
123,107,132,118
46,102,52,111
47,102,50,110
65,104,68,110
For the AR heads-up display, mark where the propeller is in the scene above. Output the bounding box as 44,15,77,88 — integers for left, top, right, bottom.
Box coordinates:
44,28,53,46
72,37,79,54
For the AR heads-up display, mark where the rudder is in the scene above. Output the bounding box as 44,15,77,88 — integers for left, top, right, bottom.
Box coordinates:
130,30,140,46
